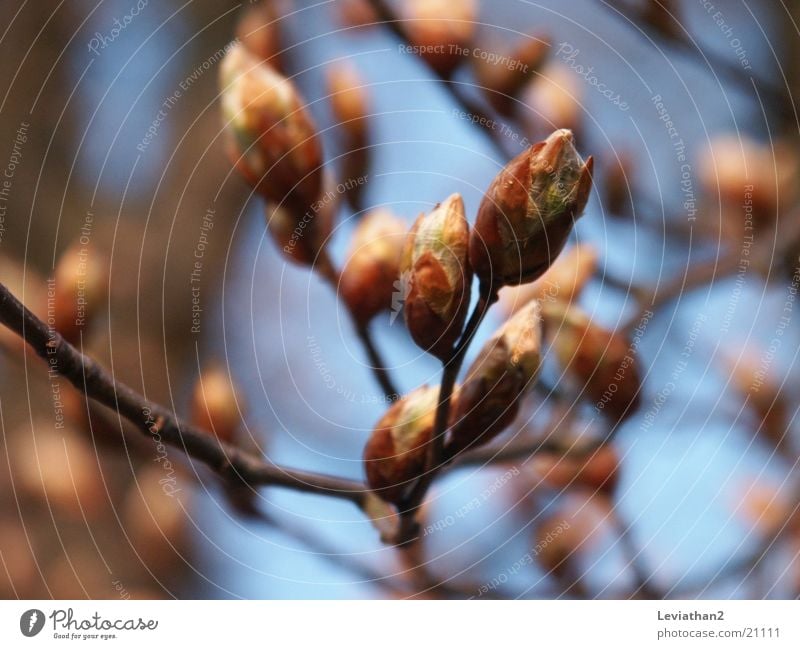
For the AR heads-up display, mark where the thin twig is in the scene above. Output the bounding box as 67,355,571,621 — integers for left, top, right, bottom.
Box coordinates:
368,0,513,158
0,281,367,507
394,286,498,544
316,252,400,400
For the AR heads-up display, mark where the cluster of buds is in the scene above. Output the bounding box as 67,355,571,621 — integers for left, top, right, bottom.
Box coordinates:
473,37,550,116
401,193,472,360
543,302,641,422
447,301,543,455
220,40,326,259
363,385,439,505
340,209,407,326
470,129,593,289
190,365,244,445
326,62,371,211
402,0,478,77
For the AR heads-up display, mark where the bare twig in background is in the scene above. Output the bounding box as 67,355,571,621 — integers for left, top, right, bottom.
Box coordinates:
0,282,368,508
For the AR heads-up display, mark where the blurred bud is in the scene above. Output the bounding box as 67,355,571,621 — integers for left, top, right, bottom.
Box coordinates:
498,243,598,315
328,62,370,143
191,366,243,445
604,151,634,217
521,63,583,137
54,240,107,345
327,62,371,211
470,129,593,289
364,386,439,505
340,209,407,325
448,301,542,455
236,1,285,69
474,36,550,116
0,519,36,597
220,42,323,214
337,0,379,30
698,134,797,222
543,302,640,422
725,351,789,453
732,478,791,540
264,187,335,267
535,491,613,582
123,465,189,570
402,0,477,76
531,444,620,493
0,257,47,355
15,423,105,520
642,0,682,41
401,193,472,359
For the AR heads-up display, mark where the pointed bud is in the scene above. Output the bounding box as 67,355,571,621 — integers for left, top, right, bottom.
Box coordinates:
401,193,472,359
498,242,598,315
470,129,593,289
474,36,550,116
191,366,243,445
448,301,542,454
54,240,108,344
543,302,640,422
220,42,323,214
364,386,439,505
340,209,407,325
402,0,477,76
236,2,285,69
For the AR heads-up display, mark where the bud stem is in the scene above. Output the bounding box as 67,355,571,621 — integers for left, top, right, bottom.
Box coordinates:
394,283,499,544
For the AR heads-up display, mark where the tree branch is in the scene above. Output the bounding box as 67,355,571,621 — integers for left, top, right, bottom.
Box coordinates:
0,281,367,508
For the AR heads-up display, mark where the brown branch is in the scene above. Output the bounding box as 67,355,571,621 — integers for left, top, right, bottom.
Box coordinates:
0,281,367,508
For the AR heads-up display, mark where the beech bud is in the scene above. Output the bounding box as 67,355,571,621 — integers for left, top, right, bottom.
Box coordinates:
698,135,797,220
340,209,407,325
498,242,598,315
54,240,107,344
521,64,583,136
191,366,243,445
364,386,439,505
220,42,323,214
543,302,640,422
337,0,379,30
327,62,370,211
264,194,334,267
448,301,542,454
402,0,477,76
236,2,284,69
474,37,550,116
470,129,593,289
531,444,620,493
401,193,472,359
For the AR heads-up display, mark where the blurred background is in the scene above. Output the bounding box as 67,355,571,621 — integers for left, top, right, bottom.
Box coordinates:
1,0,799,599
